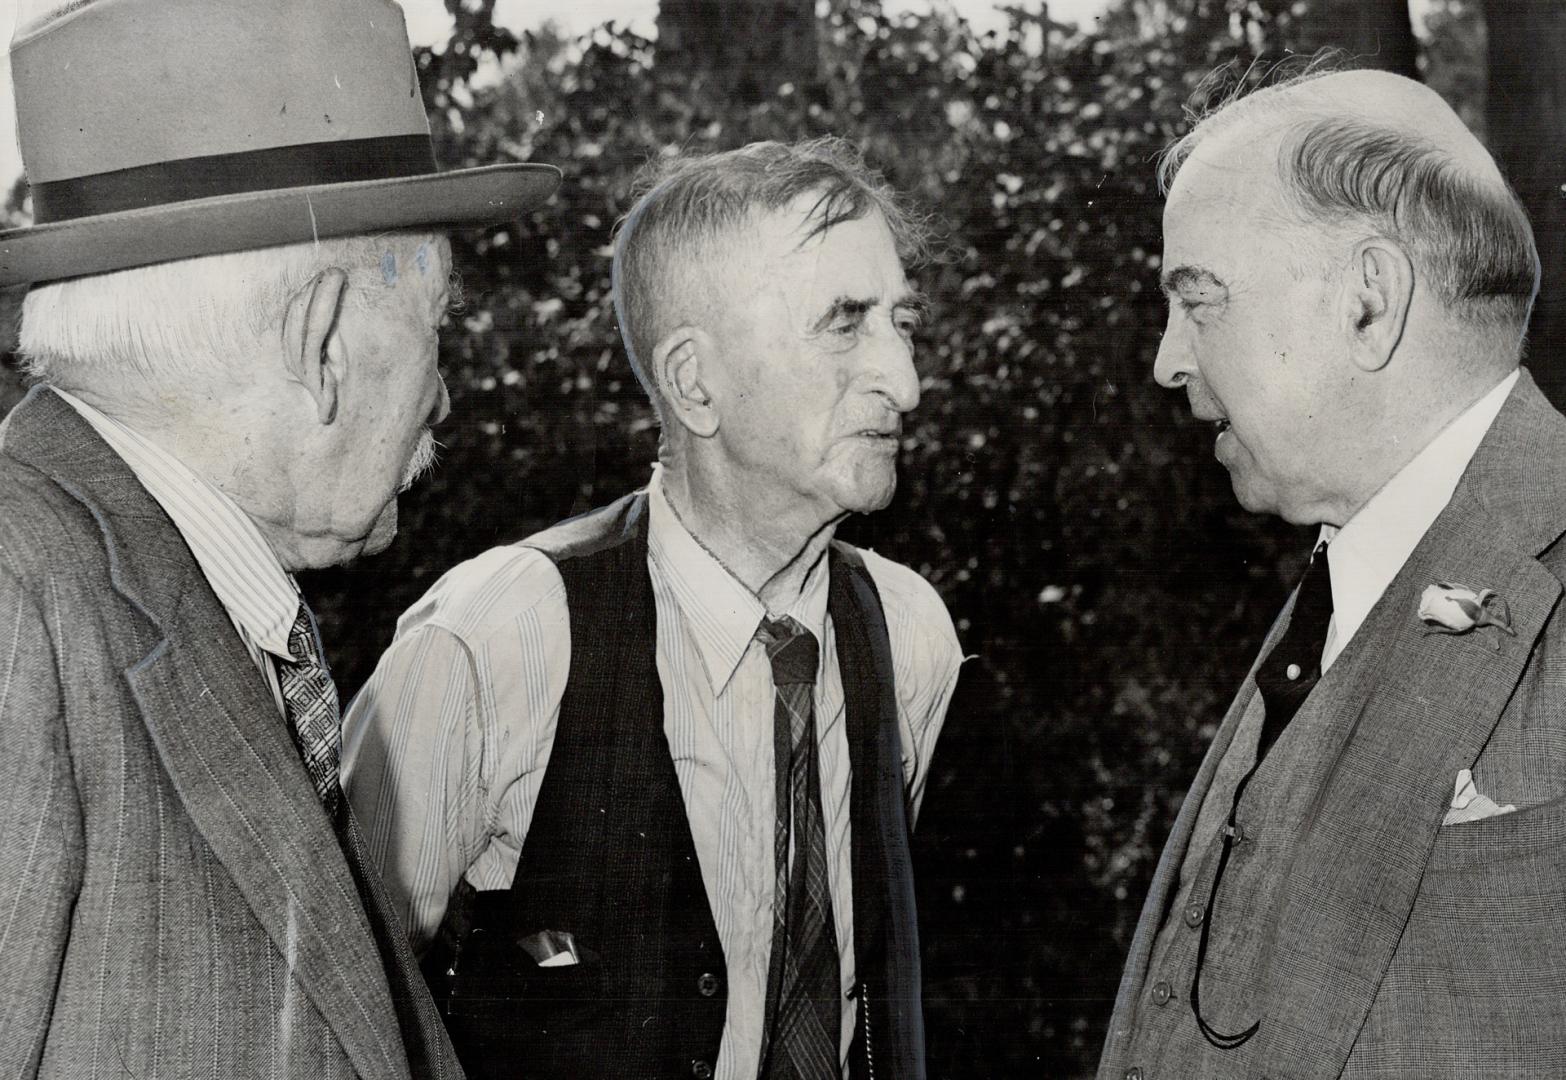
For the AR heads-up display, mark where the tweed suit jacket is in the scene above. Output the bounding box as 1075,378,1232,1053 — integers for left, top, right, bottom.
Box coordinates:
0,388,461,1079
1101,369,1566,1079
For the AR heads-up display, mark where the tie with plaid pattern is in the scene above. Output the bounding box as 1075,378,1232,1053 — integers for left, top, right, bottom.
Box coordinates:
757,615,841,1080
277,602,343,817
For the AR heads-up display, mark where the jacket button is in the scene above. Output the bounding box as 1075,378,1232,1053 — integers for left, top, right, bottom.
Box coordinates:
1123,1068,1143,1080
697,972,721,997
1184,901,1205,927
691,1060,714,1080
1151,980,1172,1006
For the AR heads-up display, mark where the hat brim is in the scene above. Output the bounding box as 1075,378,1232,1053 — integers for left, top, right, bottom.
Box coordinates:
0,162,561,286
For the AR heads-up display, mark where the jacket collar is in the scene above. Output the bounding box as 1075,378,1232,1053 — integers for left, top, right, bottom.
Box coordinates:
1,385,413,1080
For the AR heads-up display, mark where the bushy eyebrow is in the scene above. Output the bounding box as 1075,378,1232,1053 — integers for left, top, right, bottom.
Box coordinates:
810,295,874,333
810,289,929,333
894,289,930,321
1160,265,1227,297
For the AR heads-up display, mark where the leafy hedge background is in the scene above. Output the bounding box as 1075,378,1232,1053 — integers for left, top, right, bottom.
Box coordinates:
0,2,1550,1076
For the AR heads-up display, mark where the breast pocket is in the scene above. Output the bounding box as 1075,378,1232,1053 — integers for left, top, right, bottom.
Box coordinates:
1427,791,1566,874
1356,794,1566,1072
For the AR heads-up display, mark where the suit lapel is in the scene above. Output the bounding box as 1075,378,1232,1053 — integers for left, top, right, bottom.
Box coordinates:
3,388,411,1080
1100,605,1286,1067
1254,373,1566,1078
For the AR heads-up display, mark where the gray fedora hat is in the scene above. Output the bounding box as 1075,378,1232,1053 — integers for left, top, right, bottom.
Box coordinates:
0,0,561,286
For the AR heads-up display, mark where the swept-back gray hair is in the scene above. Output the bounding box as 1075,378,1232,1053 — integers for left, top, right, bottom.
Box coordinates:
1157,67,1539,329
20,231,446,384
610,136,931,409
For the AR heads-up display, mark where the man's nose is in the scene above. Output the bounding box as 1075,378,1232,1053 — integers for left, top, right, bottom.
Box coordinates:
869,324,921,413
1152,316,1194,389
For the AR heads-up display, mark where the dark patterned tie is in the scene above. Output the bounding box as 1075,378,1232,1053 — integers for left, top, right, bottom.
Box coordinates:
757,616,841,1080
1193,541,1334,1049
277,602,343,817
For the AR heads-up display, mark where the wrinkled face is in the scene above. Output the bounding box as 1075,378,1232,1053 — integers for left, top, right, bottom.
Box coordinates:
1154,144,1350,525
334,237,453,554
703,200,923,526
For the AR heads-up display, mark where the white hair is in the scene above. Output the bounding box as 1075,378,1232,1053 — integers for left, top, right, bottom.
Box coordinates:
19,231,447,383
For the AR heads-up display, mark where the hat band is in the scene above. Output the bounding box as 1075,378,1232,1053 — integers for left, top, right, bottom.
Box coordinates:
29,134,439,225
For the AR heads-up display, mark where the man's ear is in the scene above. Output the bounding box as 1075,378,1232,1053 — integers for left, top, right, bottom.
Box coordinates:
281,267,350,425
653,325,720,438
1344,237,1414,373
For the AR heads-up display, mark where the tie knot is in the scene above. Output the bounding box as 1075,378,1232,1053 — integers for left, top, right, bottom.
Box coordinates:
1294,541,1334,622
758,616,819,686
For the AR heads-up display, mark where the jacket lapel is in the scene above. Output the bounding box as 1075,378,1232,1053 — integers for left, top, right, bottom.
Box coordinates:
1099,605,1286,1070
1253,371,1566,1078
3,388,411,1080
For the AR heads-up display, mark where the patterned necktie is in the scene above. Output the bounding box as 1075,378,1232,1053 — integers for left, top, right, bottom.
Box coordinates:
1193,541,1334,1049
277,602,343,817
757,616,841,1080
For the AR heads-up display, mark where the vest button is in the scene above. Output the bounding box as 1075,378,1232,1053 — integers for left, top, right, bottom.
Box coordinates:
697,971,721,997
1151,979,1172,1006
1123,1068,1144,1080
691,1060,715,1080
1184,901,1205,927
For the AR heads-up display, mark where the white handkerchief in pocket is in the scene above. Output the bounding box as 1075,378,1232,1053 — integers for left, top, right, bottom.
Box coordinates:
517,929,582,967
1443,768,1518,826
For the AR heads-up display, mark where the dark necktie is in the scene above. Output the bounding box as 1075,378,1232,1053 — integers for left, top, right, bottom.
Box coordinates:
1252,542,1336,764
1193,542,1334,1049
757,616,841,1080
277,602,343,817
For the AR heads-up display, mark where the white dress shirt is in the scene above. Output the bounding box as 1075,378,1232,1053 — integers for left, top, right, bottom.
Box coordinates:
1318,369,1518,670
52,387,302,709
341,471,964,1080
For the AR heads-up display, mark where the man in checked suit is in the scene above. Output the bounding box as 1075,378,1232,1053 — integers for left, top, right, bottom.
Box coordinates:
0,0,557,1075
1098,68,1566,1079
343,138,963,1080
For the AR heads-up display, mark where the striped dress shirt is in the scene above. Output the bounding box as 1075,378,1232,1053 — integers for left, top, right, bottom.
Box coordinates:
51,387,302,708
342,471,964,1080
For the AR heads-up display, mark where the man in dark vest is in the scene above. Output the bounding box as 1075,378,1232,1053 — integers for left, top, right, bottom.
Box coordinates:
343,137,962,1080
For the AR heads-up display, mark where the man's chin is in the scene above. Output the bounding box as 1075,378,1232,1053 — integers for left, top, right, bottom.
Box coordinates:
362,499,399,555
1229,474,1286,521
837,473,898,516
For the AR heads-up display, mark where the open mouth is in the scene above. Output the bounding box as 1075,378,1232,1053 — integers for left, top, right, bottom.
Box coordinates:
1214,418,1231,435
853,426,901,442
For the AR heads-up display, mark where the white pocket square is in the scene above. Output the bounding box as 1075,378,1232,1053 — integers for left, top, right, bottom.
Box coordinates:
518,929,582,967
1442,768,1517,825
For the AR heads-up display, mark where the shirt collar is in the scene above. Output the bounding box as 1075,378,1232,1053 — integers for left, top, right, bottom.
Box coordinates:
1318,368,1518,667
51,387,302,660
646,468,831,695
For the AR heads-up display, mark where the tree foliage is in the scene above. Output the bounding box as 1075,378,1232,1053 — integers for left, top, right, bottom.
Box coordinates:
1483,0,1566,402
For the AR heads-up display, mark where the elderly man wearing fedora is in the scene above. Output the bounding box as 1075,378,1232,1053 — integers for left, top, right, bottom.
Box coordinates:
0,1,557,1077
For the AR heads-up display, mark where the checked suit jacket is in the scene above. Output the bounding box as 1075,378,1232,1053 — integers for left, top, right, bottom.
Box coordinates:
0,387,461,1079
1101,369,1566,1079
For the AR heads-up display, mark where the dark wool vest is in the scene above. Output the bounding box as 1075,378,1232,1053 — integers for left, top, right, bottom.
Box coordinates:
423,492,926,1080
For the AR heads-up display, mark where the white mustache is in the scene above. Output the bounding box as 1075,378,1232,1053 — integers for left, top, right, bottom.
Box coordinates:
397,429,439,493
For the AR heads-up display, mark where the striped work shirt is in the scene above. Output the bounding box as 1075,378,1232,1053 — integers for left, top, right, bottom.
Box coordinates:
51,387,301,711
341,471,963,1080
